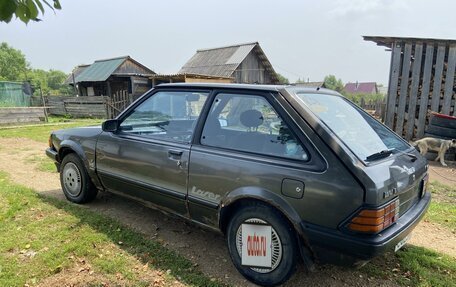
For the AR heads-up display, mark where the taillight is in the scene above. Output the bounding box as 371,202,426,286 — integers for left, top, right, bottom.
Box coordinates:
48,135,53,148
348,198,400,234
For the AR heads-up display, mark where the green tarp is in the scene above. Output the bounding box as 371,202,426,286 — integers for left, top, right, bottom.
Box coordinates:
0,81,31,107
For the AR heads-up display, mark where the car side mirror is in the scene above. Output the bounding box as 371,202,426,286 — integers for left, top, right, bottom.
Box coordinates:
102,119,119,132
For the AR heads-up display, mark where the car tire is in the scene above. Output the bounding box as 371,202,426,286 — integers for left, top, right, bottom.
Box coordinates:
60,153,98,203
226,202,298,286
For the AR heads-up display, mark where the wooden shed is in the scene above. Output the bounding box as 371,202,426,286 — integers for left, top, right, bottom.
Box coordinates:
364,36,456,141
179,42,280,84
293,81,326,88
64,56,155,117
67,56,155,99
150,73,233,87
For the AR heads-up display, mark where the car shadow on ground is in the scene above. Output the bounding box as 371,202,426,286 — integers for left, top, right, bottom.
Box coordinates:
39,189,398,287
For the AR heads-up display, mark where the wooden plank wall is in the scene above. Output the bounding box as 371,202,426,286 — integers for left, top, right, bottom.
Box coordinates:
0,107,45,124
234,50,273,84
63,96,108,118
359,98,386,119
385,41,456,141
385,44,402,128
31,96,109,118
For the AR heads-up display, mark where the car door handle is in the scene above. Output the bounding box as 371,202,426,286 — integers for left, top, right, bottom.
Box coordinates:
168,149,183,157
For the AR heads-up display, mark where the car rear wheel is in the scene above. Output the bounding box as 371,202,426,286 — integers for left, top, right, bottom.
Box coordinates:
226,202,298,286
60,153,97,203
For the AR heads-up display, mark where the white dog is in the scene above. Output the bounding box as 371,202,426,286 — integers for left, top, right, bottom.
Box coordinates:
412,137,456,166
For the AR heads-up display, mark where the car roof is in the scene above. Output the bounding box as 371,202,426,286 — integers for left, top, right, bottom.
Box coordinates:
156,82,284,91
155,82,340,96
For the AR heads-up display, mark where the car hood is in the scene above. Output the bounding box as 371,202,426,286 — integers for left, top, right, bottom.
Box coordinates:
54,125,103,138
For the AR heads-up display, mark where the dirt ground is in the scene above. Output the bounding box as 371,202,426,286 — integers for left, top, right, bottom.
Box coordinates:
427,160,456,186
1,138,455,286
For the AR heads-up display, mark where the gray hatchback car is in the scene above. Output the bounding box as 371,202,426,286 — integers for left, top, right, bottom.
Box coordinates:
46,83,430,286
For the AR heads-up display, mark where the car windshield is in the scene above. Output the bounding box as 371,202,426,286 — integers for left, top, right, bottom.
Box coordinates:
295,92,410,162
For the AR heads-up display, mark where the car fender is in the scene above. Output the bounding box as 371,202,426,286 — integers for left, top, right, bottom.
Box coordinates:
219,186,316,264
221,187,310,237
58,139,103,189
59,140,88,165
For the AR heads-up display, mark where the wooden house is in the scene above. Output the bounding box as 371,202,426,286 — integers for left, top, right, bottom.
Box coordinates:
150,73,233,87
344,82,378,94
293,81,326,88
66,56,155,99
179,42,279,84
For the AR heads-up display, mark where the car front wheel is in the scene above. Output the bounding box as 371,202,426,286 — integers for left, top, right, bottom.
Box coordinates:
60,153,98,203
226,202,298,286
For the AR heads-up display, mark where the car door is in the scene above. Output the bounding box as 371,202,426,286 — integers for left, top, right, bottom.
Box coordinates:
96,89,209,216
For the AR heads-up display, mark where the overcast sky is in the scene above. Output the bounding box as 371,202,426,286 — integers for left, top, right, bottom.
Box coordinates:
1,0,455,85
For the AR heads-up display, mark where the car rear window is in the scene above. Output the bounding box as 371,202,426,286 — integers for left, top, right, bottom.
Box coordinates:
295,92,410,162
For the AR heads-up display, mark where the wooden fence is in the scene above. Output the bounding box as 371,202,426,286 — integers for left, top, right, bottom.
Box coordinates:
359,98,386,119
63,96,108,118
0,107,45,124
106,90,132,118
30,93,133,119
32,96,109,118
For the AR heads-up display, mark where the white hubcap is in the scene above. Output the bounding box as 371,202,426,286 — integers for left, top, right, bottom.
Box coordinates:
63,162,82,196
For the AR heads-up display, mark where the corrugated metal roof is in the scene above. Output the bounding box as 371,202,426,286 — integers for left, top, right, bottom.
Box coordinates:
226,44,256,64
64,64,90,85
76,56,128,82
179,43,257,77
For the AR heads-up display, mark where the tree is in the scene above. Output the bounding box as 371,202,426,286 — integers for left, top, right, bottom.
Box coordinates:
27,69,72,95
27,69,49,94
0,42,29,81
0,0,61,24
323,75,344,92
1,42,72,95
276,73,289,84
47,69,72,95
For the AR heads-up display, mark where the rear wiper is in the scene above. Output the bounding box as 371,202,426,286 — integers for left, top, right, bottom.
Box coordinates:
391,148,418,162
365,149,394,161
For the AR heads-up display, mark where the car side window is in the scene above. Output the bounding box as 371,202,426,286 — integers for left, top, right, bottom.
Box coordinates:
119,91,208,143
201,93,309,161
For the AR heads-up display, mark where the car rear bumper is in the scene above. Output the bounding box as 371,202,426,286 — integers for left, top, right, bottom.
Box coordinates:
302,192,431,264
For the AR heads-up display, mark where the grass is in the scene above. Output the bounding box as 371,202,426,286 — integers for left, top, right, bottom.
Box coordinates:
361,181,456,286
0,172,225,287
26,154,57,172
363,246,456,287
426,181,456,232
0,116,102,143
0,117,455,286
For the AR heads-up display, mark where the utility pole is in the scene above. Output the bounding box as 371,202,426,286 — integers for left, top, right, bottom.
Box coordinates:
72,72,78,96
39,86,48,123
